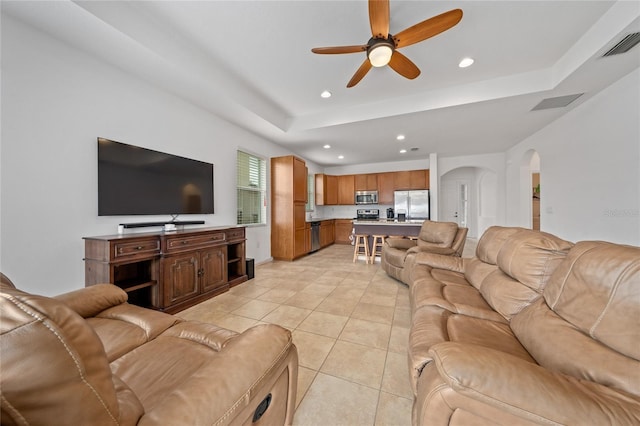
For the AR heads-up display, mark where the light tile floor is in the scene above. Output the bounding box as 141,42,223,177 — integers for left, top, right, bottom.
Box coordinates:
179,239,477,426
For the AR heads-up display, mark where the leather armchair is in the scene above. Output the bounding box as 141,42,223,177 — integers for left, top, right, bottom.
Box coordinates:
381,220,468,283
1,281,298,425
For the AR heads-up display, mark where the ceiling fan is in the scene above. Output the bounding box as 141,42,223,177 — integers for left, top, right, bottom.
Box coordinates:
311,0,463,88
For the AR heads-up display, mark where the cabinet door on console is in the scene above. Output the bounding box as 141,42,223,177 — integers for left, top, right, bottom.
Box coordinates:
200,246,227,293
162,254,200,307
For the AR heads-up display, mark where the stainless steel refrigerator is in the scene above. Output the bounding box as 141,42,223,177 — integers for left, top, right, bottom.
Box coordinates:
394,190,430,220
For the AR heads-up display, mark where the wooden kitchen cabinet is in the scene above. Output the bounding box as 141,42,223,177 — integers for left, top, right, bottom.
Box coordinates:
83,227,246,314
272,155,308,260
410,170,429,189
334,219,353,244
377,172,395,205
293,157,307,203
315,174,339,205
326,175,338,204
338,175,355,205
355,173,378,191
319,220,335,248
394,170,429,190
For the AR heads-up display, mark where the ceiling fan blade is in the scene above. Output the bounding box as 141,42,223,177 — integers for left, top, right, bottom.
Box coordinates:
393,9,463,48
388,51,420,80
347,59,373,88
311,45,368,55
369,0,390,38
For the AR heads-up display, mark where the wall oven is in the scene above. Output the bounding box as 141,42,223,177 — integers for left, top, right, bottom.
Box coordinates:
355,191,378,205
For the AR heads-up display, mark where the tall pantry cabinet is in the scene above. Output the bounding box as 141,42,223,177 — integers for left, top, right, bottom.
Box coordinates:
271,155,308,261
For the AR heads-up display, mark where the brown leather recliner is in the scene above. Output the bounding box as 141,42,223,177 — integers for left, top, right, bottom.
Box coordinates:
381,220,468,284
401,226,640,425
0,281,298,425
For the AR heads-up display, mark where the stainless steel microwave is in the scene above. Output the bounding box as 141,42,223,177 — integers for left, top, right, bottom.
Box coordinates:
355,190,378,205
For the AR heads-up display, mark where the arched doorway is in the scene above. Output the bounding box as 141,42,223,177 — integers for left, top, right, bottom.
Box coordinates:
520,150,541,229
441,167,498,238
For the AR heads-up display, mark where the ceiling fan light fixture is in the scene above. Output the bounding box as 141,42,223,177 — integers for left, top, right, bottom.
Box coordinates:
368,41,394,67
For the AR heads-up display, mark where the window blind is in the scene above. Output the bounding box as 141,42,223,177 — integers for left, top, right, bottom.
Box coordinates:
237,151,266,225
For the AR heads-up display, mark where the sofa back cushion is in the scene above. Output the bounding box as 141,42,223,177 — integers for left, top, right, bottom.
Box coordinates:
496,229,574,292
480,270,540,320
475,226,525,265
512,241,640,396
464,257,498,289
417,221,459,248
544,241,640,360
0,283,142,424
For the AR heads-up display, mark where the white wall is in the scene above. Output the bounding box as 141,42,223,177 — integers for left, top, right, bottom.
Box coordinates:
0,16,297,295
505,68,640,245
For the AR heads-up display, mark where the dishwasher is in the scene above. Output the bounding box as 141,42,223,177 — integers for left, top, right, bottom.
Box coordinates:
310,221,321,252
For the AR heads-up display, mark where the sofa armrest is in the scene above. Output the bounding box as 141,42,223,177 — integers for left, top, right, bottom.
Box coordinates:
55,284,128,318
413,252,465,273
385,238,417,250
428,342,640,425
408,246,457,256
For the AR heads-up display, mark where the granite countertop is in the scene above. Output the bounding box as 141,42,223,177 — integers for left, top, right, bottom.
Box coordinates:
306,217,352,223
352,219,425,226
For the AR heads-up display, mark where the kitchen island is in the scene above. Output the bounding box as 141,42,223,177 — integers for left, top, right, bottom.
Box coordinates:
352,219,425,255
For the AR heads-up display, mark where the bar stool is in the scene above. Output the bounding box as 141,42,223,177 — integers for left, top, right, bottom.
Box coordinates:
353,234,370,263
370,235,386,263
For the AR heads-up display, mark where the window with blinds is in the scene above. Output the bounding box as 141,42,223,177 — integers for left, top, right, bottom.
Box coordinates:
237,151,266,225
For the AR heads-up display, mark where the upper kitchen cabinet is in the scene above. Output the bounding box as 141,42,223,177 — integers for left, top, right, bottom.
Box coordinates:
355,173,378,191
337,175,355,205
394,170,429,190
315,174,339,205
377,172,395,205
271,155,308,261
293,157,307,202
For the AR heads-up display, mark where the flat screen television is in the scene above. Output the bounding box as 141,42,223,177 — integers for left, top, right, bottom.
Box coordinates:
98,138,214,216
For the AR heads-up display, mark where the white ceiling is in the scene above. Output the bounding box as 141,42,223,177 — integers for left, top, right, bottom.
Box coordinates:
4,1,640,166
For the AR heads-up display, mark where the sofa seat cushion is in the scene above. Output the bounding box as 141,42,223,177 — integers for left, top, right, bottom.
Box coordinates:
408,306,532,394
110,323,296,424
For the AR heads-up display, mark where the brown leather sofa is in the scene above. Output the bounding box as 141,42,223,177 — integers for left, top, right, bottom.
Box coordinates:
381,220,468,283
0,279,298,425
386,226,640,425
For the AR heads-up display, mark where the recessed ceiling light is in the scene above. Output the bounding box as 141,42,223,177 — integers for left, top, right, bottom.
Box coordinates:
399,149,407,154
338,155,344,159
396,134,405,141
323,144,331,149
320,90,332,98
459,57,474,68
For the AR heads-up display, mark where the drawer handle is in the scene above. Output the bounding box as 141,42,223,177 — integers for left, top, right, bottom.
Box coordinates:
136,246,143,250
181,241,188,245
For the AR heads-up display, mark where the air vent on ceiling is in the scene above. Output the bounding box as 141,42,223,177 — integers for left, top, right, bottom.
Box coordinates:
531,93,584,111
602,32,640,57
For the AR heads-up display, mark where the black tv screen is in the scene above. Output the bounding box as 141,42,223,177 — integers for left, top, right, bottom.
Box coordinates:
98,138,214,216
